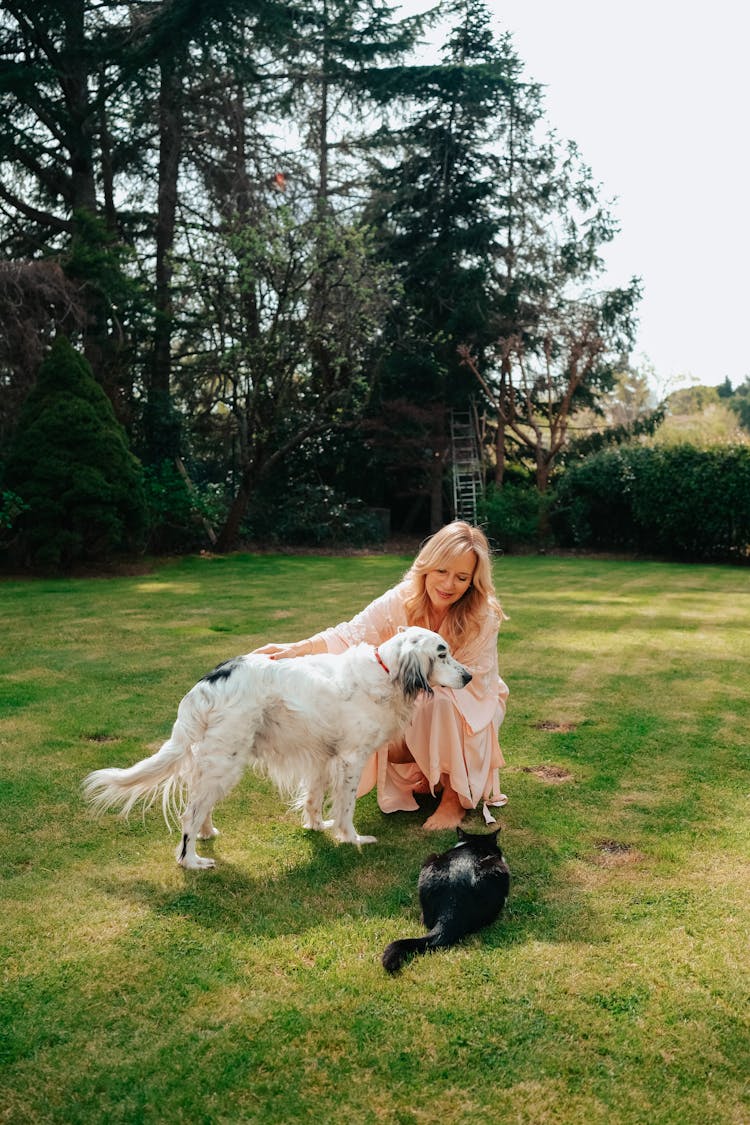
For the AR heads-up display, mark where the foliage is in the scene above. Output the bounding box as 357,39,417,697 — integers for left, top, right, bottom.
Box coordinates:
561,362,665,462
3,337,146,568
176,200,395,549
477,481,547,551
563,403,666,461
648,381,748,449
652,401,747,449
0,0,642,545
726,376,750,431
1,554,749,1123
365,0,526,523
664,384,721,415
244,481,385,546
550,444,750,561
0,261,86,450
142,459,224,553
0,488,28,546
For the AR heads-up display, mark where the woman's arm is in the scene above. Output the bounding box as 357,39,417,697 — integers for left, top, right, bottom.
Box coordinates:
251,637,328,660
252,585,407,659
309,586,406,653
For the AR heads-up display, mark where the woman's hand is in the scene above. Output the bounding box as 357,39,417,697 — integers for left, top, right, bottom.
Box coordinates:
252,640,312,660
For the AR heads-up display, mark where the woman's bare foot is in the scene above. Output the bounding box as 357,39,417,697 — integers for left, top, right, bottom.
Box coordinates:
422,782,466,830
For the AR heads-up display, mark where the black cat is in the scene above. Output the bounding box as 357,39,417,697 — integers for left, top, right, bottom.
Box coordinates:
382,827,510,973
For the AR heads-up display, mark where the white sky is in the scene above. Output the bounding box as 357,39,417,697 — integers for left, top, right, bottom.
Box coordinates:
399,0,750,391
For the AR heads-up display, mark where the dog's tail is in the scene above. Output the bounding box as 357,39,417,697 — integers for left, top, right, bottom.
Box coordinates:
82,688,208,828
381,922,461,974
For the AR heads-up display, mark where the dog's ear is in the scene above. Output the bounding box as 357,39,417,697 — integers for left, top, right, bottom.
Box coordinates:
396,644,434,701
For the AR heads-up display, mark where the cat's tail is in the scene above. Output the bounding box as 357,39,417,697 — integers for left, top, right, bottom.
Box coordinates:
382,923,459,974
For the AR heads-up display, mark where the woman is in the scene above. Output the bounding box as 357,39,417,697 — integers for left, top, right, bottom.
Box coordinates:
255,521,509,829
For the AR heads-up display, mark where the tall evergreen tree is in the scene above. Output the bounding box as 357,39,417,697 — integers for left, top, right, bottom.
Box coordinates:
4,336,146,567
364,0,525,528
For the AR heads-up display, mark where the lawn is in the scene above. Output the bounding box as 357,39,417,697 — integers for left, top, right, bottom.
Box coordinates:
1,553,748,1124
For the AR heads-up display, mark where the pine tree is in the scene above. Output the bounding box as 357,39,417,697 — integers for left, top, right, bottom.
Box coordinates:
364,0,526,528
4,338,146,567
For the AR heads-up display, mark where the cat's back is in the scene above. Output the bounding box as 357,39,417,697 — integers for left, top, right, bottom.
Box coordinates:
418,837,510,934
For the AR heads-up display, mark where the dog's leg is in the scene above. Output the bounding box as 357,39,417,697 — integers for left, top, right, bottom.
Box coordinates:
176,747,245,869
328,758,377,845
300,775,327,831
177,793,218,870
197,812,220,840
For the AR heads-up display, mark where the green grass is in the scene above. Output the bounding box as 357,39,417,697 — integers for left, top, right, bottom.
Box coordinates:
1,553,749,1124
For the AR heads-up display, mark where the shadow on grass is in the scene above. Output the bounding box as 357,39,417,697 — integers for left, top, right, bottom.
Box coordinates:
93,794,602,952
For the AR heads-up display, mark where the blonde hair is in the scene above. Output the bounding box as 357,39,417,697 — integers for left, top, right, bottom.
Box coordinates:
403,521,505,651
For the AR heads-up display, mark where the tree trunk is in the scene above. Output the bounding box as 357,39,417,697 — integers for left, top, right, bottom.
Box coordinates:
215,469,253,553
429,406,446,530
63,0,106,379
494,418,506,485
146,54,184,462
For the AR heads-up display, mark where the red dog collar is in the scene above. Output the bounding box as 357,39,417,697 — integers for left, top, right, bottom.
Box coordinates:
375,649,390,674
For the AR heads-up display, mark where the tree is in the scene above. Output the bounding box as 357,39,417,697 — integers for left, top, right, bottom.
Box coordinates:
0,1,137,395
174,186,393,550
364,0,522,528
546,361,665,462
168,0,422,548
728,378,750,431
0,260,85,449
121,0,299,462
460,281,641,494
4,337,146,566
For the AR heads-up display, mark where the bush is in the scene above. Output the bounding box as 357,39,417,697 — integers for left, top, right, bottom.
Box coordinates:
245,481,385,547
0,487,29,547
142,460,224,553
551,444,750,561
477,482,548,552
4,336,147,568
548,449,640,551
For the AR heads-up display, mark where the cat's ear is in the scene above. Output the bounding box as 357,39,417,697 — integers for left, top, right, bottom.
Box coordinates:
456,827,467,840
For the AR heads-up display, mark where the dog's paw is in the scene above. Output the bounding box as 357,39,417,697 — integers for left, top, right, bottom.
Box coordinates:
335,830,378,845
179,855,216,870
302,815,326,830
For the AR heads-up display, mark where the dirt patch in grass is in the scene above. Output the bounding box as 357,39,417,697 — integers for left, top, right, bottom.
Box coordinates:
533,720,578,733
521,764,574,784
593,838,645,866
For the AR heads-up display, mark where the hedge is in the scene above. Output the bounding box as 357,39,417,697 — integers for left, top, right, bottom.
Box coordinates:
550,445,750,561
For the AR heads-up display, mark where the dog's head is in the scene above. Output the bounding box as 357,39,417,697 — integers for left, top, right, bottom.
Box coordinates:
379,627,472,702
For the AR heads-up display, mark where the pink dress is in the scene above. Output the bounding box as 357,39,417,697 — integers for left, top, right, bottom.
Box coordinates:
311,582,509,819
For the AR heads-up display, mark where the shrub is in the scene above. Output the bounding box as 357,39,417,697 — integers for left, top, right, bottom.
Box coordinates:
142,460,224,553
245,481,384,547
477,482,548,552
0,487,28,547
4,336,147,568
549,449,640,550
551,444,750,561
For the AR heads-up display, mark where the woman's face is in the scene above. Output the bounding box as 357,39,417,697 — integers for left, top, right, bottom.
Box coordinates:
425,549,477,614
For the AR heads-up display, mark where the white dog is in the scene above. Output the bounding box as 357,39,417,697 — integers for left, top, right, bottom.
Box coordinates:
83,627,471,870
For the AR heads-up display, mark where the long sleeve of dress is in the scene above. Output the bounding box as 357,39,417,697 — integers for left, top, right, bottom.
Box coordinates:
310,586,407,653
